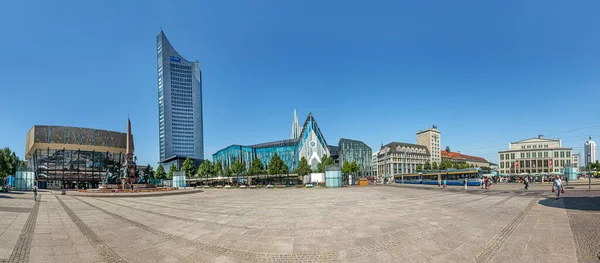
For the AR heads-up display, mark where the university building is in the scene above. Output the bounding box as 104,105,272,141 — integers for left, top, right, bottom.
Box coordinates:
497,134,573,175
377,142,430,177
213,111,371,177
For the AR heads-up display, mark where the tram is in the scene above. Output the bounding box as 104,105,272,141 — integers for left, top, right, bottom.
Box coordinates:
394,168,483,186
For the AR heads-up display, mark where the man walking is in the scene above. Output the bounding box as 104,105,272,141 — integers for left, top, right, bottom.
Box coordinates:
33,183,38,202
463,176,468,190
524,176,529,190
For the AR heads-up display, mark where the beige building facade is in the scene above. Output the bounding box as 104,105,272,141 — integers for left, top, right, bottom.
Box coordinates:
377,142,430,177
497,134,573,175
571,153,580,168
416,125,441,164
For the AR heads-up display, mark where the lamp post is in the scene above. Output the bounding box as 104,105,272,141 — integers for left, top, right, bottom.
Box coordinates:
588,153,591,190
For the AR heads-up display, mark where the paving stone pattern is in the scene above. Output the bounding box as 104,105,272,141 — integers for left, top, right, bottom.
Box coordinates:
54,195,126,263
4,196,40,263
0,187,596,262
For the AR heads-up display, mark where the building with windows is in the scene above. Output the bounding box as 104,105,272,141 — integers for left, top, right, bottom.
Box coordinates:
377,142,430,178
572,153,580,168
338,138,372,177
157,30,204,169
440,150,491,167
371,152,378,176
497,134,573,175
417,125,441,164
213,113,330,172
584,137,597,167
25,125,131,189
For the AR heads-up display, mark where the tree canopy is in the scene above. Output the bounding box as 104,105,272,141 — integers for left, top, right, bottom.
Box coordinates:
197,160,212,178
0,147,25,178
167,163,176,179
212,162,222,177
268,153,288,175
424,161,431,171
342,161,360,175
247,158,264,176
432,162,438,170
294,157,312,177
232,160,245,176
155,164,166,179
182,158,196,177
317,154,334,173
144,165,155,179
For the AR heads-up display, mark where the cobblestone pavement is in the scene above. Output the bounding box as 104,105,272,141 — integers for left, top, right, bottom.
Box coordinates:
1,187,597,262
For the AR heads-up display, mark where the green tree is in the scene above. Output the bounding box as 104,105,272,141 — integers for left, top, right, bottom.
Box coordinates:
155,164,166,179
438,161,446,170
416,164,423,172
144,165,155,179
268,153,289,184
232,160,245,184
197,160,212,184
0,147,24,178
424,161,431,171
317,154,334,173
212,162,222,177
247,158,264,185
167,163,176,179
294,157,312,180
224,167,232,178
432,162,438,170
182,158,196,178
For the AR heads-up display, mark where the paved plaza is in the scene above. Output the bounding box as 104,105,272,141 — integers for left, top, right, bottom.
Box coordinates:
0,186,599,263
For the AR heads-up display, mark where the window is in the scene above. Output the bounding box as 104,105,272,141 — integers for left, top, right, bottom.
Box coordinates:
501,162,504,168
538,152,542,158
520,153,524,158
500,154,504,160
544,145,548,148
554,152,559,158
527,145,531,149
511,153,515,159
544,152,548,158
533,145,537,149
527,153,531,158
566,152,571,157
560,151,565,158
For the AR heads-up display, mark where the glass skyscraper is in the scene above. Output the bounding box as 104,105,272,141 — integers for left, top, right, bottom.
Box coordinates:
157,30,204,165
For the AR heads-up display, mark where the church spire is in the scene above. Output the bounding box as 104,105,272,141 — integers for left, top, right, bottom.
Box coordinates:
291,109,300,139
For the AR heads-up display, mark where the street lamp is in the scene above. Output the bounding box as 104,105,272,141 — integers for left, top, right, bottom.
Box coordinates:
588,153,591,190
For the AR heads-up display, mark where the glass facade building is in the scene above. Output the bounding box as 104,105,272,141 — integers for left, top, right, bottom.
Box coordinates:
338,138,373,177
25,125,129,189
213,113,330,171
157,30,204,163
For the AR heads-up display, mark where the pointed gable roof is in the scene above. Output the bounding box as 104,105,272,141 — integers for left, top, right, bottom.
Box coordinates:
298,112,329,148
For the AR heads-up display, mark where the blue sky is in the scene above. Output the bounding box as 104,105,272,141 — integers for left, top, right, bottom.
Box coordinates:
1,0,599,165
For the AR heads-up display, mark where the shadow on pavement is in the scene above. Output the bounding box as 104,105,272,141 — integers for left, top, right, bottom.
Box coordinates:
0,195,13,199
538,196,600,211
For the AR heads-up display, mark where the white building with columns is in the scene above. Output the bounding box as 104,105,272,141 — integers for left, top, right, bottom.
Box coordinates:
497,134,573,175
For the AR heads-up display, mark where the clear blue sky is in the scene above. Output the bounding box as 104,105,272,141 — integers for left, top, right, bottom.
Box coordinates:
1,0,599,165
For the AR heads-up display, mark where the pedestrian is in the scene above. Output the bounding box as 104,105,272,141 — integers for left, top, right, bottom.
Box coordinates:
524,176,529,190
464,176,468,190
553,176,563,200
33,183,38,202
443,177,447,188
565,176,569,186
130,184,134,192
438,176,441,188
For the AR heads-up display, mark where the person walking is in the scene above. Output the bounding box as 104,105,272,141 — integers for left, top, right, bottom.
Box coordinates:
565,176,569,186
553,176,563,200
464,176,468,190
442,177,447,188
438,176,442,188
524,176,529,190
32,184,38,202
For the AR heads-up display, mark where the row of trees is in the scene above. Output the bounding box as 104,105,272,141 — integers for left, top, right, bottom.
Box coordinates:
165,153,362,185
416,160,485,172
585,160,600,171
0,147,25,178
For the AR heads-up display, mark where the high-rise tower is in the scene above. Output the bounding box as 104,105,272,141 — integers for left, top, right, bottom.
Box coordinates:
584,136,597,167
291,109,301,139
416,125,441,164
157,30,204,165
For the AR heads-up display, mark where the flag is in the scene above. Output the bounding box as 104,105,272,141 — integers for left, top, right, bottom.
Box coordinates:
515,160,519,167
549,159,553,167
531,160,536,168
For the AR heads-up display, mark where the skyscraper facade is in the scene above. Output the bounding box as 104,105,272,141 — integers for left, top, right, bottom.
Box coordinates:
416,125,441,164
584,137,597,167
157,30,204,166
